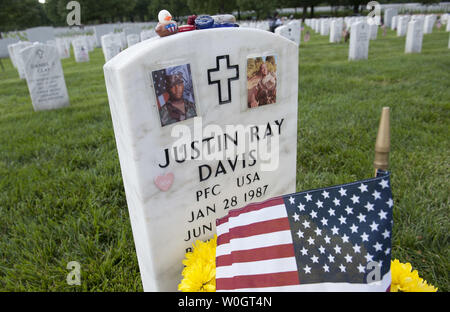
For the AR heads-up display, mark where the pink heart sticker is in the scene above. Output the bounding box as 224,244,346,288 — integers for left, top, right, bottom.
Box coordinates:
154,173,174,192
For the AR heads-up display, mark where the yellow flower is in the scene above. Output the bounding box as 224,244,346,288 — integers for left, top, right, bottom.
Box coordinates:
390,259,438,292
178,235,217,292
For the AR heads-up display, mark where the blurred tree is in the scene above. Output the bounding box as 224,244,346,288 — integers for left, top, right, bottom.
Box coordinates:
237,0,276,20
186,0,237,15
133,0,152,21
149,0,191,20
346,0,365,14
0,0,49,33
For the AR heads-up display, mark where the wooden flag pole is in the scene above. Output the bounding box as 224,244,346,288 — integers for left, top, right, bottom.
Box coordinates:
374,107,390,176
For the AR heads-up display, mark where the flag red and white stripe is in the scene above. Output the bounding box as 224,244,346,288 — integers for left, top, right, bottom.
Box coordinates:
215,172,394,292
216,197,301,291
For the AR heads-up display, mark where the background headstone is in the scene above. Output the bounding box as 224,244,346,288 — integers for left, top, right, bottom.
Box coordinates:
56,38,70,59
72,38,90,63
320,19,330,36
369,23,378,40
330,19,343,43
384,8,398,28
20,43,69,111
26,26,55,43
423,15,436,34
397,16,410,37
104,28,298,291
11,41,33,79
127,34,140,47
101,34,122,62
349,21,370,61
405,20,424,53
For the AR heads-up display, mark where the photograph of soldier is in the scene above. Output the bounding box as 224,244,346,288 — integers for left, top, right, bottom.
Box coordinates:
152,64,197,127
247,55,277,108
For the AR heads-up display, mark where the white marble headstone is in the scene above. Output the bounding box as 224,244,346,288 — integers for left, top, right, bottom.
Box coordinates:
349,21,370,61
391,15,398,30
101,34,122,62
8,43,18,68
104,28,298,291
369,23,378,40
11,41,33,79
423,15,436,34
397,16,409,37
140,29,156,41
320,19,330,36
72,38,90,62
275,24,300,46
127,34,140,47
330,19,343,43
19,43,69,111
56,38,71,59
405,20,423,54
384,8,398,28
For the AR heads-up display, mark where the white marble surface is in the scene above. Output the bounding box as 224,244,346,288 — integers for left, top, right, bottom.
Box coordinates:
384,8,398,28
101,34,122,62
275,22,300,46
349,21,370,61
320,19,330,36
56,38,70,59
405,20,423,53
26,26,55,43
397,16,410,37
127,34,140,47
423,15,436,34
104,28,298,291
11,41,33,79
20,43,69,111
369,23,378,40
330,19,343,43
391,15,399,30
72,38,89,62
140,29,156,41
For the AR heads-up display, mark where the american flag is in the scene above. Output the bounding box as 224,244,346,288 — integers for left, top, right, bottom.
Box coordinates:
165,23,178,33
216,171,393,291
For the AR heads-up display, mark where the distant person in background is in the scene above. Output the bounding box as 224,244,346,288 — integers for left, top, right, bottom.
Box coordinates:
269,12,282,32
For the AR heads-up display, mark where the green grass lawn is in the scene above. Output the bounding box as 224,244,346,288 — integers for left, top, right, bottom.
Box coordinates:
0,26,449,291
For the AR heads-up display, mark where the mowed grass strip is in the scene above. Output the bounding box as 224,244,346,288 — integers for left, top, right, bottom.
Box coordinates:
0,27,449,291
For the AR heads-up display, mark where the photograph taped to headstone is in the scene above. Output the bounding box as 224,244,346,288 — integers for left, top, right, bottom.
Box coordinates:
247,55,277,108
152,64,197,127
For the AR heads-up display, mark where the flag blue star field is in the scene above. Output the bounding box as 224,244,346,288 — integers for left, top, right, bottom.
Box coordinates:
215,171,393,291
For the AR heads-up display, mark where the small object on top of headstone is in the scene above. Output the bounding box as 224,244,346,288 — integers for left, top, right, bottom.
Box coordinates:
178,25,196,33
212,14,236,25
187,15,197,26
155,10,178,37
195,15,215,29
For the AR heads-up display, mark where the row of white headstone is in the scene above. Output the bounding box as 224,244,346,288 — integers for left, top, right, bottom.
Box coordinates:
304,13,450,60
